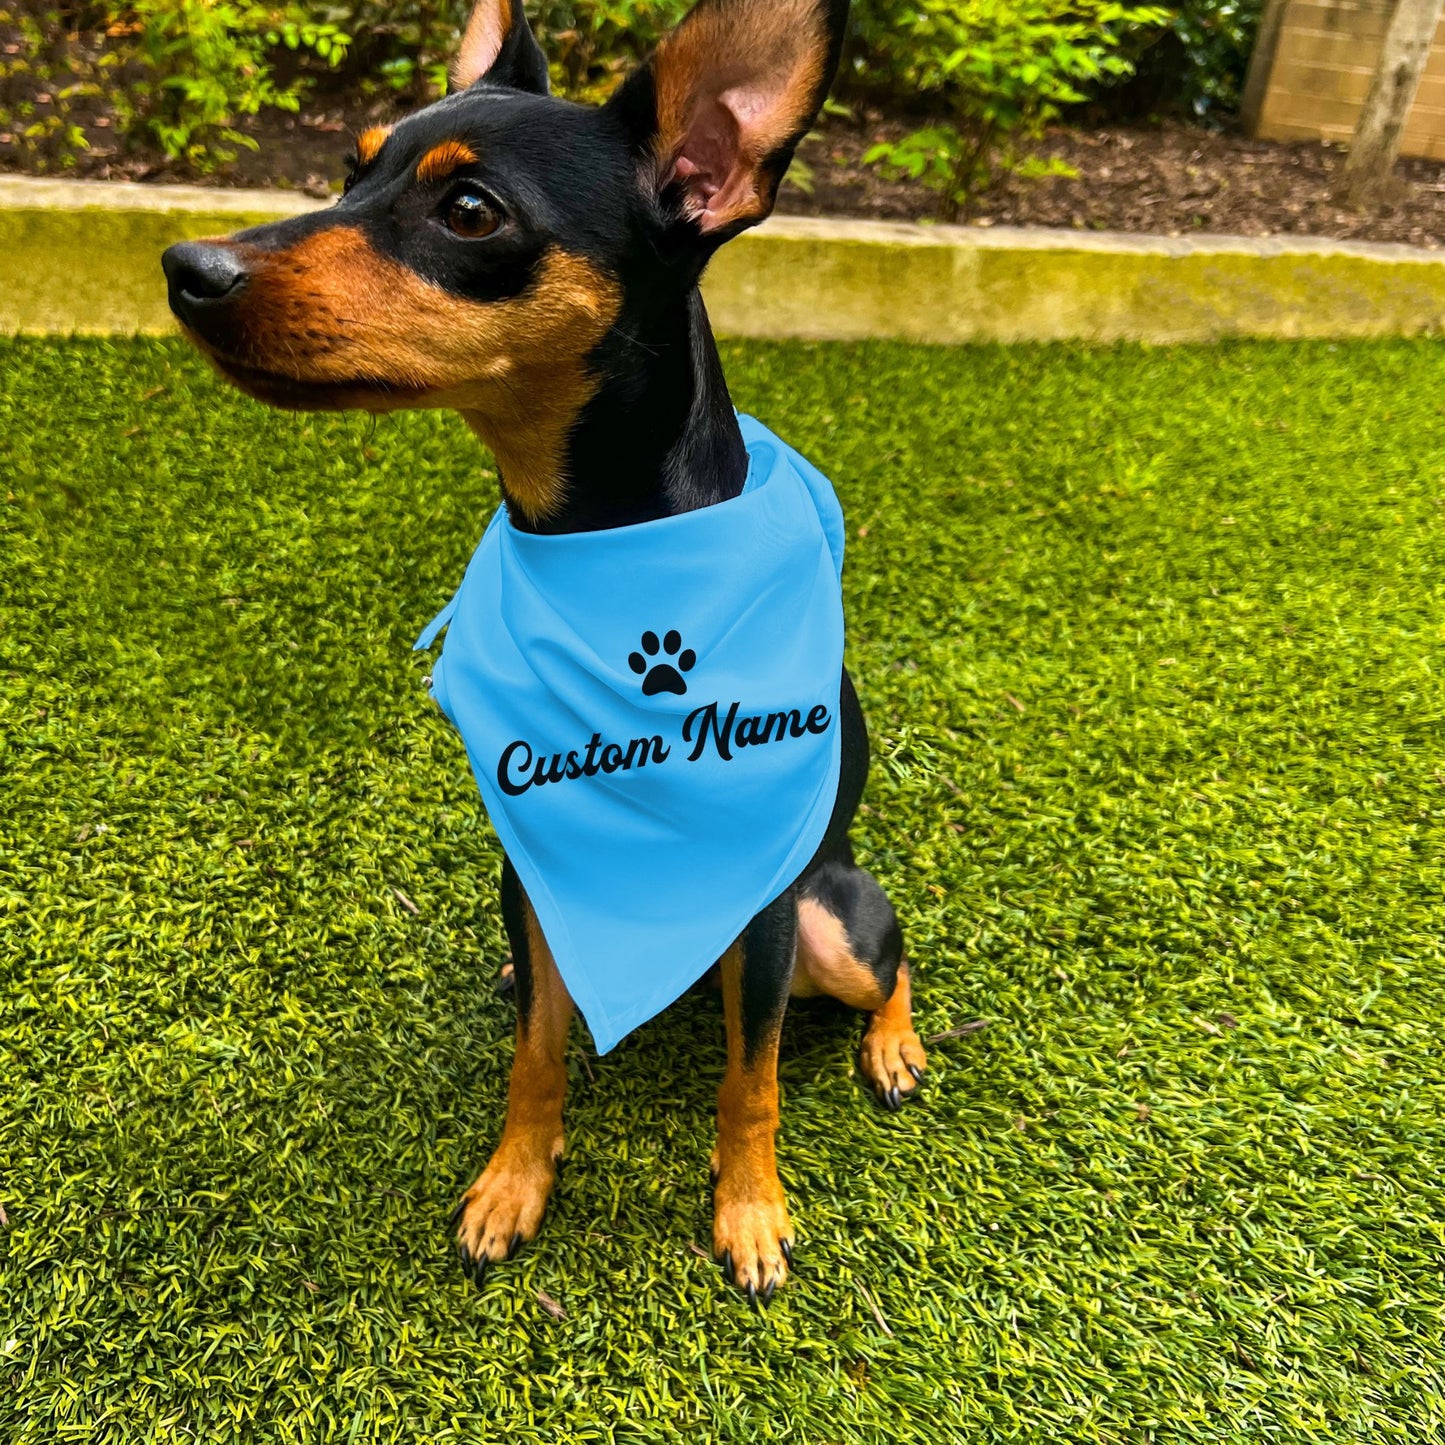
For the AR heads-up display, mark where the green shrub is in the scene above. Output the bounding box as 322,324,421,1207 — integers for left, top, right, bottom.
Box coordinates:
2,0,1179,189
119,1,348,170
1155,0,1263,113
531,0,688,99
323,0,687,103
854,0,1170,220
0,2,347,174
0,7,113,172
310,0,465,102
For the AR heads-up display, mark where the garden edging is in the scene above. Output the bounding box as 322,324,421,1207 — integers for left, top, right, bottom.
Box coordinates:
7,174,1445,343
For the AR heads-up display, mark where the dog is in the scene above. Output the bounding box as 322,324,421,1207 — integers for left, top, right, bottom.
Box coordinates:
161,0,926,1306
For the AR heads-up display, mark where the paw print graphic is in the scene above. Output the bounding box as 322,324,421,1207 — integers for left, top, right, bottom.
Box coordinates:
628,629,697,696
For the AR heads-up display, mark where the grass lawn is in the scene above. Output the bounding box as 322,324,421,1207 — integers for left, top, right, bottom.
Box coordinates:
3,335,1445,1443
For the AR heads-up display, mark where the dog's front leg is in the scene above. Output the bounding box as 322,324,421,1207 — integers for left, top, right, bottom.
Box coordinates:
453,858,572,1285
712,888,796,1305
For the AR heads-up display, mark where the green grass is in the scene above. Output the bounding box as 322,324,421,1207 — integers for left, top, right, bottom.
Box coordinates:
3,335,1445,1444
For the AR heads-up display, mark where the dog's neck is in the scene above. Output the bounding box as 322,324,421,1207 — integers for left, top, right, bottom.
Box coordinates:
497,286,748,535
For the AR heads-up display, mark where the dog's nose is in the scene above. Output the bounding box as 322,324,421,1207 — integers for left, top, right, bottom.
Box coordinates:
162,241,249,327
163,241,247,299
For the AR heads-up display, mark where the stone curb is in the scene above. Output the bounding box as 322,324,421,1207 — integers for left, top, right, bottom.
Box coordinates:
5,174,1445,342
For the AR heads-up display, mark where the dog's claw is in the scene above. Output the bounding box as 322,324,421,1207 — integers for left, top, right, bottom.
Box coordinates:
907,1063,925,1084
720,1248,735,1285
455,1238,487,1290
747,1280,759,1310
760,1278,777,1305
507,1231,523,1261
780,1238,793,1267
886,1084,903,1111
447,1197,466,1229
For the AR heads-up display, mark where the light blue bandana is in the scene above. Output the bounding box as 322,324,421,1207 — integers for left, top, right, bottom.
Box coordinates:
415,415,845,1053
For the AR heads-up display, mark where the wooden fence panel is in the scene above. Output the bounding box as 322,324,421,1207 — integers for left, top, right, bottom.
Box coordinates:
1254,0,1445,159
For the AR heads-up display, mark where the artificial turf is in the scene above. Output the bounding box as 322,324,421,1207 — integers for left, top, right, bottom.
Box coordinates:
3,334,1444,1443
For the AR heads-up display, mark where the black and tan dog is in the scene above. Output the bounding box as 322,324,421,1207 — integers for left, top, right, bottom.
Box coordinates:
161,0,926,1304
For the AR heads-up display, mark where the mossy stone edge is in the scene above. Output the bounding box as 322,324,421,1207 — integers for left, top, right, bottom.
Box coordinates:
6,176,1445,341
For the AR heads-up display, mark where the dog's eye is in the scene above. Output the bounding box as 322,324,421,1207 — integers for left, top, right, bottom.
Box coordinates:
445,188,501,239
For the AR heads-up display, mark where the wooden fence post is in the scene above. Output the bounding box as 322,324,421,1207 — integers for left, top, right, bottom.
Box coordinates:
1240,0,1291,135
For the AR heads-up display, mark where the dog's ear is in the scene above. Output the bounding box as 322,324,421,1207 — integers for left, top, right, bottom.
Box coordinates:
605,0,848,244
452,0,550,94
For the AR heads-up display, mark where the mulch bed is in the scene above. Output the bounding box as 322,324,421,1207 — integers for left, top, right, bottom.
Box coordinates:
781,117,1445,250
8,79,1445,249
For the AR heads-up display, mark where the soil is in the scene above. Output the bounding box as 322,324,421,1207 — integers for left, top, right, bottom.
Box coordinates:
8,77,1445,250
780,117,1445,250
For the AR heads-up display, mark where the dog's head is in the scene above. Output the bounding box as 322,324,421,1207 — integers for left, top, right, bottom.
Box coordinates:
162,0,847,516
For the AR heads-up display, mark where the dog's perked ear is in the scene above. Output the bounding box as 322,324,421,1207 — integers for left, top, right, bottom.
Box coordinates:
605,0,848,245
451,0,550,94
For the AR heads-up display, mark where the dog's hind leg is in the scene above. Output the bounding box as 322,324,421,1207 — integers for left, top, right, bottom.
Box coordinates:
712,890,797,1305
794,859,927,1110
453,857,572,1285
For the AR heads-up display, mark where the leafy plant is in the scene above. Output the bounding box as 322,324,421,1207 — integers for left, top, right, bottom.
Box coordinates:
318,0,688,104
1157,0,1264,113
856,0,1170,221
0,7,114,172
308,0,462,102
1,2,350,174
1,0,1186,189
118,1,349,170
530,0,687,99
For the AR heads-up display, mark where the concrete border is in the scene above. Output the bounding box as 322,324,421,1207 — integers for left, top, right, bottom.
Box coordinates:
5,174,1445,342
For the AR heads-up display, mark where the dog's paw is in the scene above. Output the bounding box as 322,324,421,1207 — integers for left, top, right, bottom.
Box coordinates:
859,1019,927,1111
713,1176,793,1307
450,1145,559,1288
